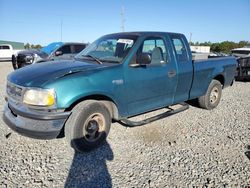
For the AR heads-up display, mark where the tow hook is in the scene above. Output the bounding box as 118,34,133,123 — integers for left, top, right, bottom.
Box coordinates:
245,145,250,160
5,132,12,139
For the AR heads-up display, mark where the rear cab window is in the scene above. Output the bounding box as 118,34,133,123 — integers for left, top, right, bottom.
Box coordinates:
170,36,189,62
58,45,71,54
73,44,86,53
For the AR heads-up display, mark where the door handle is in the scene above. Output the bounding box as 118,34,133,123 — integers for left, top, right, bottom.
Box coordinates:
168,70,176,78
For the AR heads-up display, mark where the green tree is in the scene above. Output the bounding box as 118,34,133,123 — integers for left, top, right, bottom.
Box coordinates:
189,42,195,45
34,44,42,49
24,43,42,49
210,43,220,52
200,41,212,46
202,41,250,53
218,41,238,53
238,41,249,48
24,43,30,49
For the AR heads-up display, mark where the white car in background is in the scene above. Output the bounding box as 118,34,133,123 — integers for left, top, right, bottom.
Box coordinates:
232,47,250,80
0,44,21,61
231,47,250,58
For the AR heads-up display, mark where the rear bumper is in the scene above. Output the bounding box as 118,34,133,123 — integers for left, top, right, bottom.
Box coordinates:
3,103,71,139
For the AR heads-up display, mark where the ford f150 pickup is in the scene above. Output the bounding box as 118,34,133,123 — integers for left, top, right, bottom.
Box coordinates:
3,32,236,152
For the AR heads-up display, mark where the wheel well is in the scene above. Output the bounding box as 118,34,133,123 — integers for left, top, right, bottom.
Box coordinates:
65,95,119,119
214,75,225,86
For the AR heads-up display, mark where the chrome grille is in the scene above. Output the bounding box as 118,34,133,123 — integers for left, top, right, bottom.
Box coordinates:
7,81,23,101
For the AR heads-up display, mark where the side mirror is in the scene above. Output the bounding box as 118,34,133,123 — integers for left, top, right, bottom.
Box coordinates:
55,51,63,56
136,53,151,65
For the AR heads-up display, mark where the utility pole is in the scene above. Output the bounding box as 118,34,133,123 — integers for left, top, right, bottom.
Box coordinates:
189,32,192,44
60,19,63,41
121,6,125,32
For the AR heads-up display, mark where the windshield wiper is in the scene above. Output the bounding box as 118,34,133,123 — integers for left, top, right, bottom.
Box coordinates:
100,59,120,64
82,54,103,65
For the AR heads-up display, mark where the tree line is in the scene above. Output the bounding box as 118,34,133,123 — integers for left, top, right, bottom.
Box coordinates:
24,43,42,49
190,41,250,53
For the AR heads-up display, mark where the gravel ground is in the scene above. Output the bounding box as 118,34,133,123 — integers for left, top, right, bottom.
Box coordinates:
0,61,249,187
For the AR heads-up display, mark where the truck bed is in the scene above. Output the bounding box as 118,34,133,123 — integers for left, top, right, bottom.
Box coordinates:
190,56,236,99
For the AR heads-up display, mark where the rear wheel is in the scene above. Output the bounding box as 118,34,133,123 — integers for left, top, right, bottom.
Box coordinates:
65,100,111,152
198,80,222,110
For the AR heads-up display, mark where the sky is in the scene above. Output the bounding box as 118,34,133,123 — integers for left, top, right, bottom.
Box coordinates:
0,0,249,45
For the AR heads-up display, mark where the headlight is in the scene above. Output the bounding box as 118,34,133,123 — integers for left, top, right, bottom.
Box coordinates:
23,88,56,106
25,55,34,63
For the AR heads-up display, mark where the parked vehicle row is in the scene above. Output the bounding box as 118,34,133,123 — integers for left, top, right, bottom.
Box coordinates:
12,42,87,69
3,31,236,152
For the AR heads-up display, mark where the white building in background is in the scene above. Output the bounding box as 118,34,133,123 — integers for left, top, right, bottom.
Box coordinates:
190,46,210,53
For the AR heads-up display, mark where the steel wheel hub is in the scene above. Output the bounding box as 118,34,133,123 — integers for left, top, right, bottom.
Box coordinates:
86,120,98,134
210,87,219,104
84,113,105,142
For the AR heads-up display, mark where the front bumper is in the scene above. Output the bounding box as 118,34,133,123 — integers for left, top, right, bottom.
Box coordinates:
3,102,71,139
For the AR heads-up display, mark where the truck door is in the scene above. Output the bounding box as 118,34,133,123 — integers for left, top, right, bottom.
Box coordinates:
124,36,178,116
169,34,193,103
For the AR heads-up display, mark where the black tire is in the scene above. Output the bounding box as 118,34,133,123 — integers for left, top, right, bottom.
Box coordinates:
11,55,17,70
198,80,222,110
18,63,25,69
65,100,111,152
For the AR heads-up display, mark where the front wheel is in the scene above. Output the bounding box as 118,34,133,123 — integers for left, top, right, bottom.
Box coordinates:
11,55,17,70
65,100,111,152
198,80,222,110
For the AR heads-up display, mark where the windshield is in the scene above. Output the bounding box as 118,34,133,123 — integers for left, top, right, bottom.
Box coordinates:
75,35,138,63
40,42,63,55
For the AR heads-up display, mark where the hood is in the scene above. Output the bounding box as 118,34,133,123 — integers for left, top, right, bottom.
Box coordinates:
40,42,63,55
8,60,104,87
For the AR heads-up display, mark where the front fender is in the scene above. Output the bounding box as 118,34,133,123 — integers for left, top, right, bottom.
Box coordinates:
46,74,127,117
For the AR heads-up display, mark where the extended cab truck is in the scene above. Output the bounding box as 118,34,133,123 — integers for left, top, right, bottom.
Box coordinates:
12,42,87,69
3,32,236,152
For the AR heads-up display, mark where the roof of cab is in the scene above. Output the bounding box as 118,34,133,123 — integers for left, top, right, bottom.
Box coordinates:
104,31,183,37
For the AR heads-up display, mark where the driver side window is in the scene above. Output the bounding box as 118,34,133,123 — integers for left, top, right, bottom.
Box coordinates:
139,38,168,65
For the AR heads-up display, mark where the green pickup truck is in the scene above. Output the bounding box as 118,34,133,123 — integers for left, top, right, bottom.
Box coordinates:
3,32,236,152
